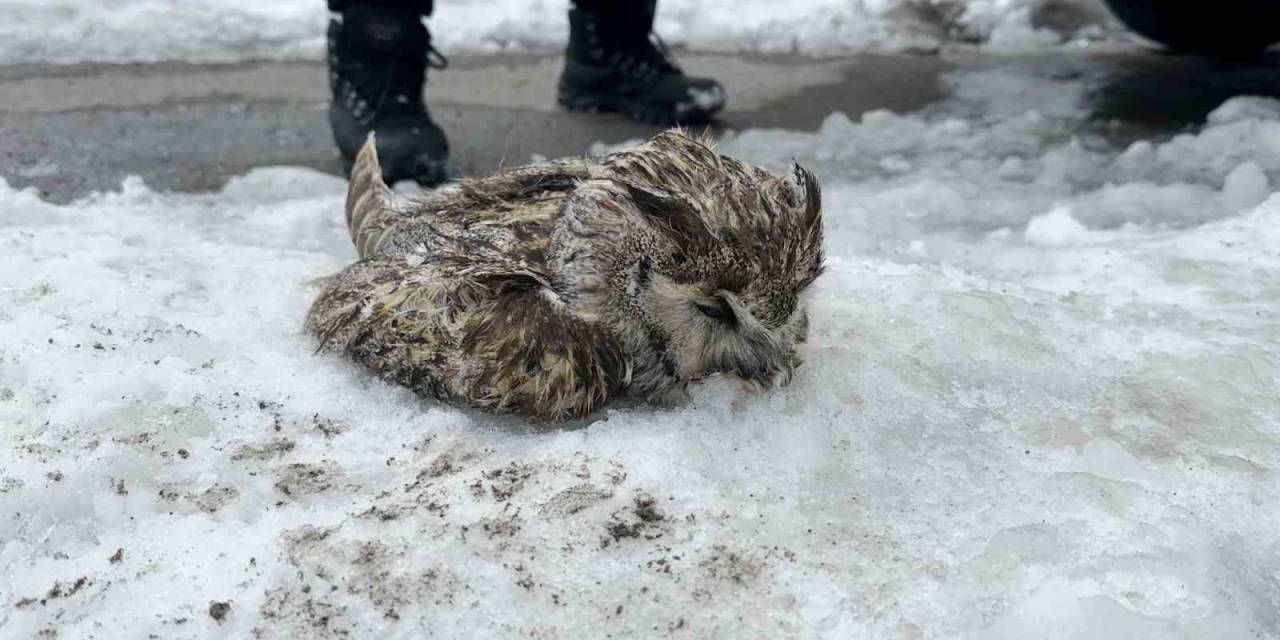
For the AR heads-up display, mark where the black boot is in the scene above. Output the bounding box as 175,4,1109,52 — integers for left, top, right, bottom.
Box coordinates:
328,4,449,186
558,1,726,125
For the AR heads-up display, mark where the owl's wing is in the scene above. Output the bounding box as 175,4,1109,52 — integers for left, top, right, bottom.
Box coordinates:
367,194,567,269
453,272,630,421
345,136,586,266
306,252,628,421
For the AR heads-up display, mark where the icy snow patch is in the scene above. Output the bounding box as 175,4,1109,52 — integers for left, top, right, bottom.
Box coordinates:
1222,161,1270,212
1023,206,1093,246
3,99,1280,637
0,0,1121,65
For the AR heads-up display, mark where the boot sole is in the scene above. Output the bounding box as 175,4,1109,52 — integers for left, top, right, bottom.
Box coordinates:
341,155,449,188
558,92,722,126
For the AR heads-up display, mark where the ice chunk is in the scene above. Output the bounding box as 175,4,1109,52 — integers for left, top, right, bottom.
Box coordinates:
1221,161,1270,212
1024,206,1092,246
1207,96,1280,126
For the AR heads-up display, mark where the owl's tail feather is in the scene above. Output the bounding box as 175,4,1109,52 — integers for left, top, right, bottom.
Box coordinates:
346,134,398,259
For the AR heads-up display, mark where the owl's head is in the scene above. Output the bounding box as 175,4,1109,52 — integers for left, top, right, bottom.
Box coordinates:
608,132,825,391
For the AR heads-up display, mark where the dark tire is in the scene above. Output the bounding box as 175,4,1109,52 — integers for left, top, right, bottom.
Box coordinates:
1102,0,1280,57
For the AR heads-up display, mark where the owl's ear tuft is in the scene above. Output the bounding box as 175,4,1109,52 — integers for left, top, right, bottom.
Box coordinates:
788,162,824,289
788,161,822,227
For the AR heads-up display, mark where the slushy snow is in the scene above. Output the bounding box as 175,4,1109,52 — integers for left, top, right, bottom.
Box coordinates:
3,73,1280,637
0,0,1120,65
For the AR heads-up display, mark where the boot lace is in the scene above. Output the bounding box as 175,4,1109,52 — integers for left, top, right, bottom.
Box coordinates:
613,33,680,82
334,41,448,126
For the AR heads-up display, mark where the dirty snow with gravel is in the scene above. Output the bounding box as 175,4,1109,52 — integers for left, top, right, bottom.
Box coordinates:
3,64,1280,638
0,0,1124,65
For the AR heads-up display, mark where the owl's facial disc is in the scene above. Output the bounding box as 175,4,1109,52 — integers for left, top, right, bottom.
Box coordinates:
642,279,805,389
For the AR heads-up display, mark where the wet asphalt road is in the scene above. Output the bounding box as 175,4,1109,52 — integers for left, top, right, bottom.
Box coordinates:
1,49,1278,202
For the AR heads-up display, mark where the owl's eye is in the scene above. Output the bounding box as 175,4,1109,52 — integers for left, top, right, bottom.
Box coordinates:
694,297,737,328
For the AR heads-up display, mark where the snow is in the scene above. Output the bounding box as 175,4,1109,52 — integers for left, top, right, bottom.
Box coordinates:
3,66,1280,638
1221,161,1270,212
0,0,1121,65
1022,206,1093,246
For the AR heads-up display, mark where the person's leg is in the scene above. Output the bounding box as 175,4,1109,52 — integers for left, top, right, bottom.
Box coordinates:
558,0,726,124
326,0,448,186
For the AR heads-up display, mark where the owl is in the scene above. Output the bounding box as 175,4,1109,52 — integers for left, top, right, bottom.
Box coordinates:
306,130,823,421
